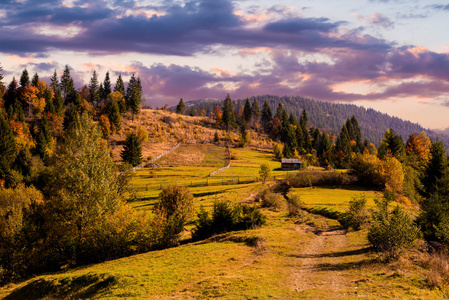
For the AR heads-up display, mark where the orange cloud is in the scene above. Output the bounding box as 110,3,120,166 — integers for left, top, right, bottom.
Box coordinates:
211,67,233,76
6,55,35,64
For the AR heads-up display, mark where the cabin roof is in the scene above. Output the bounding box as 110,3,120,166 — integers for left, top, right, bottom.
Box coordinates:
281,158,302,164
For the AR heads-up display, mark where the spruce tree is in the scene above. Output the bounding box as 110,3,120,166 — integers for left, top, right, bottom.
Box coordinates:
0,114,17,182
251,98,260,124
105,96,121,131
31,73,39,87
63,103,79,132
89,71,100,104
103,71,112,99
43,88,55,114
114,74,125,96
4,78,18,113
176,98,186,114
261,99,272,132
19,69,30,87
243,98,252,123
221,93,235,131
0,63,5,99
121,132,142,167
35,115,52,159
300,109,311,152
50,70,59,93
125,74,142,119
421,139,447,197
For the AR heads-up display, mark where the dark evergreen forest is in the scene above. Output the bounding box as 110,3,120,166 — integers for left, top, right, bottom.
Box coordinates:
180,95,447,147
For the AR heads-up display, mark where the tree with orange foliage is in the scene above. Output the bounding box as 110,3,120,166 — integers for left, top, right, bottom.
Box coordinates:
213,106,222,126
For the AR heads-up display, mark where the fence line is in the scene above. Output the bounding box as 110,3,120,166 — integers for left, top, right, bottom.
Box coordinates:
209,146,231,177
130,142,181,172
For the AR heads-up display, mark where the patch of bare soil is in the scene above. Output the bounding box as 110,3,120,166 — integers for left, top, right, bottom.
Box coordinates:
291,224,370,297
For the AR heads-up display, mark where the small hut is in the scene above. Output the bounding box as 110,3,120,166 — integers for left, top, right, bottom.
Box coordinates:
281,158,302,170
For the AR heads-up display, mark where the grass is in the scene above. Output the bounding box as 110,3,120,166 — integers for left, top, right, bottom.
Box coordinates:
1,142,446,299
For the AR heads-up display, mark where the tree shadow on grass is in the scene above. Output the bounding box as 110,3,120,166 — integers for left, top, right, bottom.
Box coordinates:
315,258,378,272
289,247,371,259
4,274,117,300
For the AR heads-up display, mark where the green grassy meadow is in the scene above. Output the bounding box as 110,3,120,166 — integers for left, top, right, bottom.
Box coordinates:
1,143,446,299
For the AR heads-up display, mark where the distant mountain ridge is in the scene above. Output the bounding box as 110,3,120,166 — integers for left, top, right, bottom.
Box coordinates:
181,95,448,148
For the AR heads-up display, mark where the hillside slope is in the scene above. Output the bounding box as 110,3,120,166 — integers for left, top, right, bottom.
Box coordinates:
183,95,447,147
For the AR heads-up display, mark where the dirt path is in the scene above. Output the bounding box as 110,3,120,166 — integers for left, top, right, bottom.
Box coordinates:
290,224,369,297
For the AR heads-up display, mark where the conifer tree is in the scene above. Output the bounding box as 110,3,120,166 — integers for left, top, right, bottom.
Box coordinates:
378,128,405,161
261,99,272,132
243,98,252,123
50,70,59,93
19,69,30,87
35,114,52,159
114,74,125,96
103,71,112,99
53,89,64,115
289,112,297,126
300,109,311,152
43,88,55,114
0,114,17,183
63,102,79,132
105,95,121,132
420,139,447,197
31,73,39,87
4,77,18,112
121,132,142,167
60,65,77,104
335,124,352,168
251,98,260,124
221,93,235,131
176,98,186,114
89,71,100,104
125,74,142,119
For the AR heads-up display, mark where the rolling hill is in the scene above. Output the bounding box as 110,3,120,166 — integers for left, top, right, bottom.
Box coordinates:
181,95,448,147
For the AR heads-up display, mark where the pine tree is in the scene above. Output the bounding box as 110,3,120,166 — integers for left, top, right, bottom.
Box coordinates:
103,71,112,99
105,95,121,132
19,69,30,87
50,70,59,93
221,93,235,131
251,98,260,125
89,71,100,104
300,109,311,152
421,139,447,197
4,77,18,112
335,124,352,168
261,99,272,132
378,128,405,161
31,73,39,87
243,98,252,123
35,114,52,159
125,74,142,119
289,113,297,126
63,103,79,132
176,98,186,114
121,132,142,167
60,65,77,104
0,114,17,182
54,89,64,115
114,74,125,96
43,88,55,114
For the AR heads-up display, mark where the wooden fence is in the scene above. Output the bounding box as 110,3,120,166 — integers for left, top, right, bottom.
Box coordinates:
130,142,181,172
209,146,231,177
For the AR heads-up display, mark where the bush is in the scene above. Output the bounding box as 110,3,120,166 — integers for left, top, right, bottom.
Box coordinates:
286,194,303,216
152,185,194,248
192,201,266,240
340,195,368,230
367,198,420,260
258,189,285,211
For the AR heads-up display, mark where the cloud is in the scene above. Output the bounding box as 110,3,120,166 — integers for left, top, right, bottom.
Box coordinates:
428,4,449,10
370,13,394,28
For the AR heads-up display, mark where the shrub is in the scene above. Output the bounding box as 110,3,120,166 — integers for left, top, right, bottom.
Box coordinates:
192,201,266,240
340,195,368,230
286,194,303,216
152,185,194,248
286,171,356,188
258,189,285,211
367,198,420,260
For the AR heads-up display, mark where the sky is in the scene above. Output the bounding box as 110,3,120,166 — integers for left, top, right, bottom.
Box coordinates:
1,0,449,130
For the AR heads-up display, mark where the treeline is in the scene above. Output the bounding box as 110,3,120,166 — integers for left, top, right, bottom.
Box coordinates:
0,65,151,281
180,95,444,147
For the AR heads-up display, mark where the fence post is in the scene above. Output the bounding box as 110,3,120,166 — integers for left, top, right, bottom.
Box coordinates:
160,183,162,189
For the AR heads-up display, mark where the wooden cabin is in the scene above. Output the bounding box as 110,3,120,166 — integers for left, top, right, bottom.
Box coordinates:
281,158,302,170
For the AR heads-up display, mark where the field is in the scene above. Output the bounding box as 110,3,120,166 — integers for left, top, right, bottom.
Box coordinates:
1,143,446,299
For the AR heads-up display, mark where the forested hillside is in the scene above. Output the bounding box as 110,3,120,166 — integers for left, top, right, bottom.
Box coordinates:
182,95,445,147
